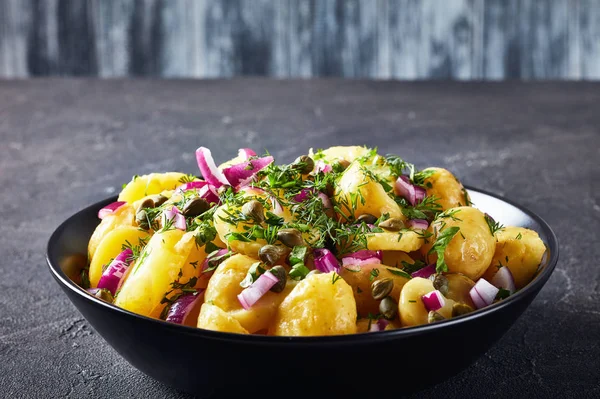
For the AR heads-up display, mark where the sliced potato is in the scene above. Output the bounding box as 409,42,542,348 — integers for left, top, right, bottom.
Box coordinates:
422,167,470,211
272,272,357,336
204,254,291,333
89,226,150,288
118,172,190,203
114,229,198,318
334,161,404,221
421,207,495,281
197,303,249,334
366,230,423,252
88,204,135,260
483,226,546,289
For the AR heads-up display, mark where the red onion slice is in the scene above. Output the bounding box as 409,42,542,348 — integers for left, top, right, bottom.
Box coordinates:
163,206,186,231
98,201,127,219
238,148,257,160
270,196,284,216
341,250,383,267
342,257,381,268
222,156,274,187
369,318,389,332
422,290,446,311
317,192,333,211
165,291,204,324
293,188,314,203
414,186,426,204
97,248,133,295
315,160,332,174
196,146,230,187
176,180,207,193
469,278,499,309
410,264,436,279
237,271,278,310
395,176,417,205
197,184,220,204
491,267,516,294
407,219,429,230
313,248,340,273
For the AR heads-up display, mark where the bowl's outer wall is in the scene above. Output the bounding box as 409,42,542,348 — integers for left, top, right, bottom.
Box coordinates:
47,189,557,396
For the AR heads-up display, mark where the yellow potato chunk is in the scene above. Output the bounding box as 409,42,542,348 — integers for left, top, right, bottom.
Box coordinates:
89,227,150,288
381,251,414,268
399,277,453,327
88,204,135,260
423,167,470,211
366,230,423,252
204,254,291,333
114,229,198,318
197,303,249,334
272,272,357,336
309,145,371,164
421,207,495,281
483,226,546,289
118,172,190,203
335,161,404,221
340,263,410,316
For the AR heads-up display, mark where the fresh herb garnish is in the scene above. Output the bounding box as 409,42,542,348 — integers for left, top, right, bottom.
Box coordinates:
240,262,266,288
496,288,511,300
386,267,412,280
331,273,342,285
515,232,522,240
369,268,380,282
428,226,460,273
484,213,504,236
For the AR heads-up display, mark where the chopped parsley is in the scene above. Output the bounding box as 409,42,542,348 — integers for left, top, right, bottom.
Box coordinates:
428,226,461,273
496,288,511,300
240,262,266,288
515,232,522,240
369,268,380,282
386,267,412,280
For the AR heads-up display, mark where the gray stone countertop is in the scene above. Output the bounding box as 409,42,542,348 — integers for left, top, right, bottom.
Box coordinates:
0,79,598,398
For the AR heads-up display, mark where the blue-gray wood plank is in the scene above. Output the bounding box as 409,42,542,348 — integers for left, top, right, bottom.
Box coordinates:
0,0,599,79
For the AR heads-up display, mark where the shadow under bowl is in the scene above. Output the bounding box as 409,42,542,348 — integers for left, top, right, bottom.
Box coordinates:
46,187,558,397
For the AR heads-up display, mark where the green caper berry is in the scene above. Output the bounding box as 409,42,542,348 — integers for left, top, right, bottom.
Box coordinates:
357,214,378,225
268,266,287,293
135,209,150,230
149,194,168,207
293,155,315,174
137,198,155,214
242,200,265,223
378,218,405,232
259,245,284,266
93,288,114,303
428,311,445,324
452,302,474,317
432,274,449,296
379,296,398,320
371,278,394,301
277,228,304,248
182,197,210,217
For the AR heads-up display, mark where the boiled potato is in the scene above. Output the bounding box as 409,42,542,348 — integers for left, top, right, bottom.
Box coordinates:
335,161,404,221
118,172,191,203
204,254,292,333
340,263,411,316
445,273,476,308
483,226,546,289
422,167,470,210
399,277,453,327
114,229,199,318
381,251,414,268
421,207,495,281
88,204,135,260
197,303,249,334
309,145,371,165
89,226,150,288
272,272,357,336
367,230,424,252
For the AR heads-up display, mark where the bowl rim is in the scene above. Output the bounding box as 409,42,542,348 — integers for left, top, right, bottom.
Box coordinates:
46,185,559,346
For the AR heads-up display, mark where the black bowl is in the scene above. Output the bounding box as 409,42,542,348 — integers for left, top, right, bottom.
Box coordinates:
46,187,558,397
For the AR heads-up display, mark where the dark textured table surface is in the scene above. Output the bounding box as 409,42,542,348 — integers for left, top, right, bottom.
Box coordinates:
0,80,599,398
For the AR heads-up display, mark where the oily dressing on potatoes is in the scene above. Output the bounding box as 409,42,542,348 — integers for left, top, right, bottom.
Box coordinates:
82,145,547,335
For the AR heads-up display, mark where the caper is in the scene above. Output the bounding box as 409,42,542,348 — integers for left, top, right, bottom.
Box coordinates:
259,245,284,266
378,218,405,232
371,278,394,300
92,288,114,303
268,266,287,293
242,200,265,223
277,228,304,248
428,311,445,324
432,274,449,296
379,296,398,320
137,198,155,213
452,302,474,317
135,209,150,230
293,155,315,174
149,194,168,207
357,213,378,225
182,197,210,217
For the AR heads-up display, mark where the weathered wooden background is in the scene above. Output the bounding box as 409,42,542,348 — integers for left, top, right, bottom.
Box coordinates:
1,0,599,79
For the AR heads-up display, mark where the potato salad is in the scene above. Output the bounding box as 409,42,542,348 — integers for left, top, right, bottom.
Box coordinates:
84,145,547,336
